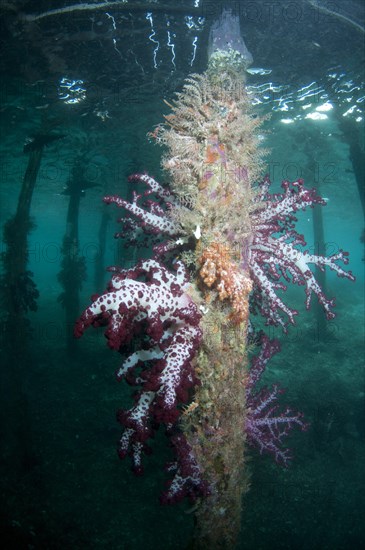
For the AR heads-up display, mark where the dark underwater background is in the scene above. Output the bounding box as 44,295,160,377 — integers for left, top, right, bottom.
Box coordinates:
0,1,364,548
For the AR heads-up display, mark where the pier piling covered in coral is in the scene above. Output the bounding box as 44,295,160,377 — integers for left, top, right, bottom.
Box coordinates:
75,8,355,550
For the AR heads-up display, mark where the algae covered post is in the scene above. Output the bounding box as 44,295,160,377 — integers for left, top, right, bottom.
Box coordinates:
75,8,354,550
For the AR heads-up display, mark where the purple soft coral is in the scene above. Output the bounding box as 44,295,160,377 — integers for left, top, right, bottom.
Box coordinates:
248,177,355,330
161,433,210,504
74,257,202,473
245,335,309,466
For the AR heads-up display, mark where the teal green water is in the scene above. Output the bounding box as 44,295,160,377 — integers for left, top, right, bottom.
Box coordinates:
0,1,364,548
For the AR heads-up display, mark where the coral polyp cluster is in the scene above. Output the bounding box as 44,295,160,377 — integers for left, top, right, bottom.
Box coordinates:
198,241,252,324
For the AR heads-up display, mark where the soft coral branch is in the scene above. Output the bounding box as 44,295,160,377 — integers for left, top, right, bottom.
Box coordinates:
248,177,355,329
245,335,309,466
74,257,202,473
